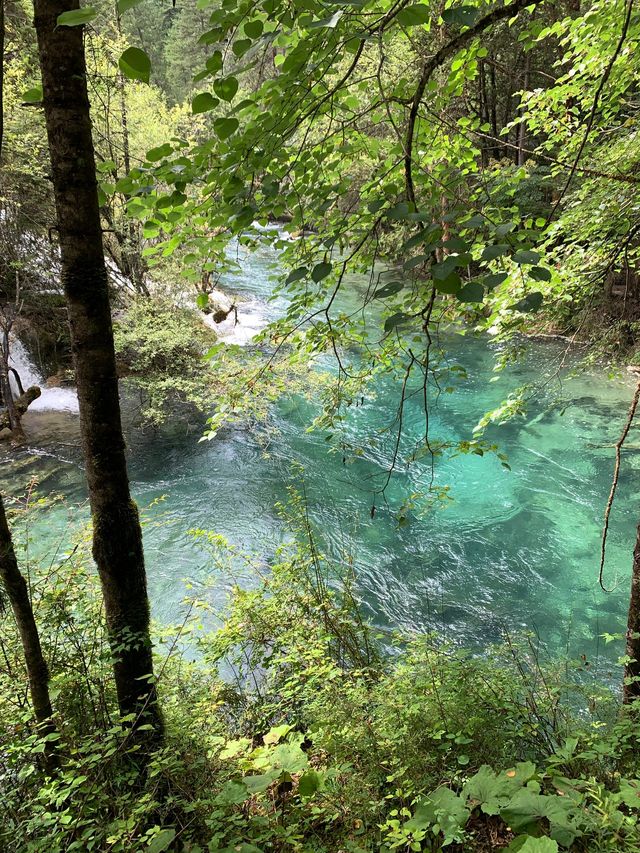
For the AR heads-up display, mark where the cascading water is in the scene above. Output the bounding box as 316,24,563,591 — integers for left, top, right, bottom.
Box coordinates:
9,338,78,412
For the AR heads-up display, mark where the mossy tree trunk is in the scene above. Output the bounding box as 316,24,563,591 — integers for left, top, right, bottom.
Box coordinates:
0,493,57,771
32,0,162,740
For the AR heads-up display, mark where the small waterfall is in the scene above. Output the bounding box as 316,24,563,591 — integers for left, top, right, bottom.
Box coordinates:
9,338,79,413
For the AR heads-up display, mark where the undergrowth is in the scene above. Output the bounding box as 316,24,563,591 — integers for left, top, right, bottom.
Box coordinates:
1,489,640,852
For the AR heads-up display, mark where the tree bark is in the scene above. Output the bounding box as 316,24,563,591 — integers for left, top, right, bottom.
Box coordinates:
0,327,26,441
624,524,640,703
0,0,4,162
32,0,162,739
0,493,57,770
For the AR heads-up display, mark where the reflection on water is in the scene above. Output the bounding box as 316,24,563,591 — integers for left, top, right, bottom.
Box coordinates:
1,243,637,679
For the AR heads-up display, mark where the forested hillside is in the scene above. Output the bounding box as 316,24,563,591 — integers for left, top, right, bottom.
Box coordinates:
2,0,640,851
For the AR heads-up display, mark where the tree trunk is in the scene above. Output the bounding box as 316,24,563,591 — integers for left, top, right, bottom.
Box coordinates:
0,493,57,770
32,0,162,740
624,524,640,703
0,330,26,442
0,0,4,162
517,54,530,167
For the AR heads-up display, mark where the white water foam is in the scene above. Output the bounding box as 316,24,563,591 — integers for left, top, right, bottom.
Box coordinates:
9,338,79,412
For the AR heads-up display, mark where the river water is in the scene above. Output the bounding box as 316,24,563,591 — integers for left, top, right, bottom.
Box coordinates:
2,242,639,675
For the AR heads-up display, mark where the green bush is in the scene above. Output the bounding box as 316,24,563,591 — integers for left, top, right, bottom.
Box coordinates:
2,493,640,852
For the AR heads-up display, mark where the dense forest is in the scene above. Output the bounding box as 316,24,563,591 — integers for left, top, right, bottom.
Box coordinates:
3,0,640,850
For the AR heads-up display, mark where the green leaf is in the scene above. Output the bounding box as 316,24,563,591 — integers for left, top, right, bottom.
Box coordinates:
517,840,559,853
373,281,404,299
285,267,308,285
397,3,429,26
298,770,322,797
512,249,541,265
406,787,470,846
147,828,176,853
233,39,252,57
483,272,508,289
214,76,239,102
56,7,97,26
434,272,461,294
22,86,42,104
481,244,509,261
514,291,544,312
529,266,551,282
457,282,484,303
442,5,478,27
119,47,151,83
192,93,219,114
308,10,343,28
384,312,410,332
117,0,142,12
263,724,292,745
146,143,172,162
206,52,223,74
245,19,264,38
311,262,332,282
196,294,209,310
214,117,239,140
243,771,279,794
387,202,410,220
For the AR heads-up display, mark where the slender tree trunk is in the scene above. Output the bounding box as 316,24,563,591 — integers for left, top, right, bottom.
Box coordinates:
517,54,530,167
0,329,25,441
0,493,57,770
624,526,640,703
489,60,501,158
0,0,4,162
32,0,162,739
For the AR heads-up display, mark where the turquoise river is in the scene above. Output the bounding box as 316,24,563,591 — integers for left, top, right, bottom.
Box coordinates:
3,241,640,679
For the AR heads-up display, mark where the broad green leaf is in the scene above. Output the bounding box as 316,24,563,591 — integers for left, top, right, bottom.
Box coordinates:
457,282,484,303
119,47,151,83
243,771,279,794
529,266,552,282
146,828,176,853
373,281,404,299
56,7,97,26
146,143,172,162
206,52,223,74
434,271,461,294
117,0,142,12
22,86,42,104
308,10,343,28
192,93,219,114
285,267,308,285
384,312,410,332
214,117,239,139
512,249,541,265
442,5,478,27
196,294,209,310
245,20,264,38
311,262,332,282
263,724,292,744
233,39,252,57
508,839,558,852
298,770,322,796
214,76,239,102
483,272,508,289
397,3,429,26
481,244,509,261
514,292,543,313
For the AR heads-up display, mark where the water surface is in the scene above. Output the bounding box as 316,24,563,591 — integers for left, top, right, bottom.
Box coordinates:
3,244,638,677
